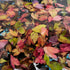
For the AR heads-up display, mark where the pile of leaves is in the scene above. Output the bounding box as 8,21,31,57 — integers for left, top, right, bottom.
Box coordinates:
0,0,70,70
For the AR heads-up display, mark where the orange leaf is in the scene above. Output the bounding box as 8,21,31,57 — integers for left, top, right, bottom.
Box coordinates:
10,20,16,25
6,44,12,52
9,29,18,37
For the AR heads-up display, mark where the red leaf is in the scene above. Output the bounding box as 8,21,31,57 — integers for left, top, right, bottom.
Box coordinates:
17,40,25,49
46,4,53,9
60,44,70,52
10,55,20,68
0,40,8,49
48,16,53,22
33,47,45,64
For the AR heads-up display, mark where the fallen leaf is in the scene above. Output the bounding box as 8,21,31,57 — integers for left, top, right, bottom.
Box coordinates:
32,24,46,33
0,58,7,63
9,29,18,37
30,32,38,43
0,40,8,49
40,27,48,37
6,44,12,52
0,14,8,20
10,55,20,68
49,9,57,17
53,15,62,21
43,46,59,59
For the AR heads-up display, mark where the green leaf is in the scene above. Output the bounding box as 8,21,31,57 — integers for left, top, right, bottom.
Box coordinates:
14,21,23,29
49,62,62,70
9,38,18,46
25,2,32,6
58,34,70,44
0,58,7,63
32,24,46,33
44,54,50,65
30,32,38,43
54,23,60,29
18,27,25,34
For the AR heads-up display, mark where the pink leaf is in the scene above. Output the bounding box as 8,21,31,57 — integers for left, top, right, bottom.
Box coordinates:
0,40,8,49
56,3,64,7
53,15,62,21
32,0,43,9
10,55,20,68
66,6,70,12
43,46,59,59
40,27,48,37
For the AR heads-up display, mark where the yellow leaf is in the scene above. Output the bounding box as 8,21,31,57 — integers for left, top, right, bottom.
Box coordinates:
31,13,38,20
0,58,7,63
12,49,20,56
0,15,8,20
49,9,57,17
32,24,46,33
30,32,38,43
